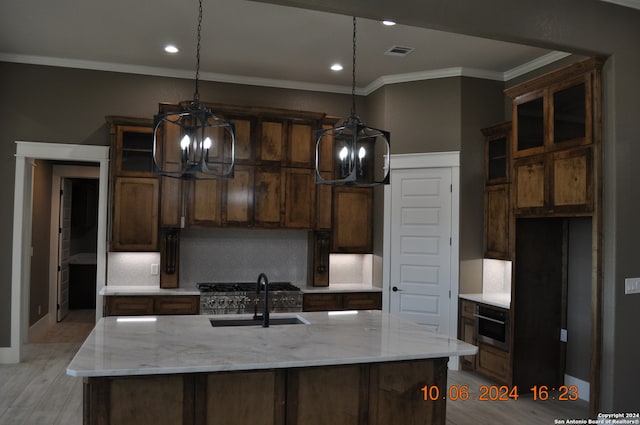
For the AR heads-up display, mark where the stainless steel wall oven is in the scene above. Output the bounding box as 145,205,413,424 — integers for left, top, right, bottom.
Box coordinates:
475,304,510,350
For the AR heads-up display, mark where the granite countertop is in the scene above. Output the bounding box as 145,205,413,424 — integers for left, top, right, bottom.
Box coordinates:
459,293,511,309
100,286,200,296
67,311,477,378
302,283,382,293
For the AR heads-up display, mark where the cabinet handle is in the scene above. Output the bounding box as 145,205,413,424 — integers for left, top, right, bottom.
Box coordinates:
473,314,506,325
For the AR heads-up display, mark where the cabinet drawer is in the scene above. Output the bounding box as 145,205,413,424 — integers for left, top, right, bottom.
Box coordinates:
342,292,381,310
104,296,154,316
303,293,343,311
476,342,510,384
154,296,199,315
460,300,476,319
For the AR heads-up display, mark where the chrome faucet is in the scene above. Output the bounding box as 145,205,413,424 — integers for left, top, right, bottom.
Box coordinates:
254,273,270,327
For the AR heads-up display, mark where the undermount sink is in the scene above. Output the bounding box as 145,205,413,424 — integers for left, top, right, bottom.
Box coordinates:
209,315,309,327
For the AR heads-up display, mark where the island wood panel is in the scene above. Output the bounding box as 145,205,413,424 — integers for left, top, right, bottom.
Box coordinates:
286,364,368,425
204,370,285,425
369,358,447,425
83,358,448,425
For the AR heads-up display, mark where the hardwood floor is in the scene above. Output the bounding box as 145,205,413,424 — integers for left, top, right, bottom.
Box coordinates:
1,311,589,425
447,369,589,425
0,310,94,425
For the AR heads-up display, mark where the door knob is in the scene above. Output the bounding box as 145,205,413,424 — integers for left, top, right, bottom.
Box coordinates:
392,286,402,292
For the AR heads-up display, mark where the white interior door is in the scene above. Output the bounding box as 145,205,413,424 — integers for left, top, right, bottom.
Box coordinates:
389,167,452,335
57,178,72,322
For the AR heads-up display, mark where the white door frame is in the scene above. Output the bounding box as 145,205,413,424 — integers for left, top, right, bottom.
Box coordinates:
2,141,109,363
382,152,460,361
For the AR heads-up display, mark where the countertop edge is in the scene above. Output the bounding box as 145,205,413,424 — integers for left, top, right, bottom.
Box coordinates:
459,293,511,310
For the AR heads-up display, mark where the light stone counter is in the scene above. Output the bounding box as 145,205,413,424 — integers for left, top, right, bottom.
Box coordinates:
459,293,511,309
67,310,476,378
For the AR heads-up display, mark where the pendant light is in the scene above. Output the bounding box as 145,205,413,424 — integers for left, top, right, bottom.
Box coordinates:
152,0,235,180
315,17,390,186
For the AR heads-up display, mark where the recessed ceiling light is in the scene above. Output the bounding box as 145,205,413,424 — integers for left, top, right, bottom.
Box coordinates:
330,64,344,71
382,20,397,26
164,45,179,54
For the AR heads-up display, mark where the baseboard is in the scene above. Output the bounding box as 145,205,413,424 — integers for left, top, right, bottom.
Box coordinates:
565,374,590,401
29,313,51,342
0,346,19,363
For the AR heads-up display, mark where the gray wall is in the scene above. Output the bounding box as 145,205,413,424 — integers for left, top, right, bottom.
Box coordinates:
0,62,353,347
29,160,52,326
460,78,505,293
1,61,498,347
567,218,593,382
262,0,640,411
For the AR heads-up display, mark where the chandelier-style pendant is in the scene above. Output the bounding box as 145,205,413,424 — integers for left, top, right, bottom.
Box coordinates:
153,102,235,180
314,16,390,187
315,115,390,186
152,0,235,180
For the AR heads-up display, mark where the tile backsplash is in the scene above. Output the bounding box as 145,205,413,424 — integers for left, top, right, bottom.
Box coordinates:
482,258,512,294
107,252,160,286
179,228,309,288
106,229,376,289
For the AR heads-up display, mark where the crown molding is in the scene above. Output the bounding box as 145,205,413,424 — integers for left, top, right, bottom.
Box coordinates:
1,50,572,97
599,0,640,9
502,51,572,81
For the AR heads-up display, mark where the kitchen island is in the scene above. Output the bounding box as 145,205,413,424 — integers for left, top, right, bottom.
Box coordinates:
68,311,476,425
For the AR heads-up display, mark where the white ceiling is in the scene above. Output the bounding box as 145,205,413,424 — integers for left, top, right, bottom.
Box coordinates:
2,0,623,95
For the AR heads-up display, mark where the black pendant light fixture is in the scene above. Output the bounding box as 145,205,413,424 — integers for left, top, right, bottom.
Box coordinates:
315,17,390,187
152,0,235,180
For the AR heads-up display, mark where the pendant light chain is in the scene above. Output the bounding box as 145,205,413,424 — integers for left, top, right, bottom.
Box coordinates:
351,16,357,118
193,0,203,105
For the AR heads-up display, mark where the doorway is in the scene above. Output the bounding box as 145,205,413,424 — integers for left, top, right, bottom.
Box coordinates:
512,217,592,401
49,167,100,326
8,142,109,363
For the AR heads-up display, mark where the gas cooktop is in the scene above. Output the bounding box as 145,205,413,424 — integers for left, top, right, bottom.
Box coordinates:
196,282,301,292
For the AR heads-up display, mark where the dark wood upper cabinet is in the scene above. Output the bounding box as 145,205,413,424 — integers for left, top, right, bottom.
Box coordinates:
332,187,373,253
506,57,602,217
482,121,511,185
514,93,545,157
257,119,286,164
508,59,599,160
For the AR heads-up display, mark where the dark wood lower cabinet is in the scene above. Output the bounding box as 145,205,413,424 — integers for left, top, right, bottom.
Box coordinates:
83,358,447,425
103,295,199,316
303,292,382,312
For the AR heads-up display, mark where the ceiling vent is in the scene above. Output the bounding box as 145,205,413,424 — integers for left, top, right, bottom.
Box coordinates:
384,45,415,56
